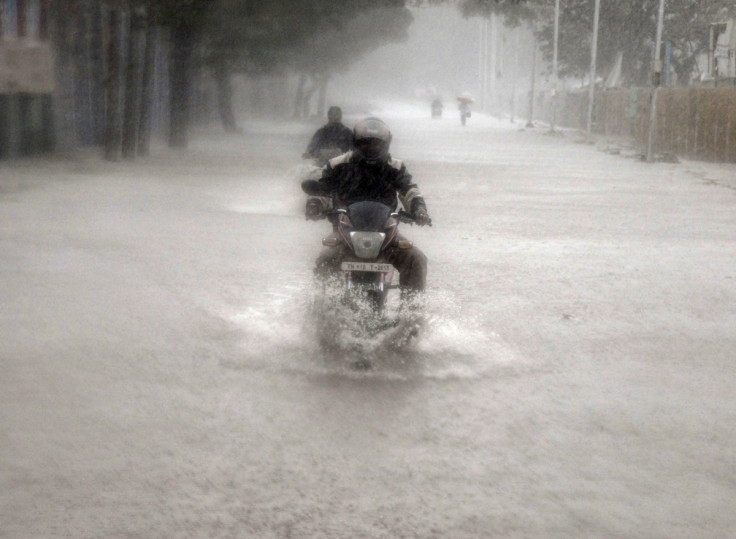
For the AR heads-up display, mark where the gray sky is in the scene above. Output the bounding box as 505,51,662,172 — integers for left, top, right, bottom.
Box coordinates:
330,5,483,104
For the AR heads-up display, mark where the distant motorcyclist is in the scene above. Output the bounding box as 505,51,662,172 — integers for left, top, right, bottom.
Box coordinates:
303,106,353,164
305,117,431,300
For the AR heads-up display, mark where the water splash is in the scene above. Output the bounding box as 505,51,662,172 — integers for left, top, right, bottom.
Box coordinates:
224,283,520,380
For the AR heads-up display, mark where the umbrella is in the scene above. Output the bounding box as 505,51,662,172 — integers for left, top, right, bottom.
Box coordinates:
457,93,475,104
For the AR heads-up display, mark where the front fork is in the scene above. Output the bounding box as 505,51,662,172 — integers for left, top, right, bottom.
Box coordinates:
343,267,395,312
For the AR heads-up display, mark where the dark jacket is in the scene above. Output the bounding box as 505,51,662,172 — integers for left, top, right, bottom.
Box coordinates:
306,122,353,157
318,150,427,213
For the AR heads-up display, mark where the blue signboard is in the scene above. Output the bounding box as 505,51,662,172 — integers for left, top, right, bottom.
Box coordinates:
2,0,18,38
26,0,40,39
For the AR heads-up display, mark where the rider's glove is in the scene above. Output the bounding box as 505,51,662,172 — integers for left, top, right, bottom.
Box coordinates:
414,208,431,226
305,197,324,220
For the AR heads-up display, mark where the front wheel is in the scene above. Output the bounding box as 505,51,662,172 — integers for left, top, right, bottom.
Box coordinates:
365,288,387,312
343,284,388,314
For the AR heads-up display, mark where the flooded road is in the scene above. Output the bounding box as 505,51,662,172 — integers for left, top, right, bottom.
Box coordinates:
2,110,735,537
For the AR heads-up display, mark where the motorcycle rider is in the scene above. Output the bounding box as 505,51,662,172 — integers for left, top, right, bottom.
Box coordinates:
303,106,353,163
305,117,431,304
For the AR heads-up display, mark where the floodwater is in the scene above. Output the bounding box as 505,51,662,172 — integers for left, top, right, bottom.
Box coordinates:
2,106,735,538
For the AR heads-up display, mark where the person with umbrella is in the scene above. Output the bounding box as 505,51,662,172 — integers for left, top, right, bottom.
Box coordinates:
457,93,474,126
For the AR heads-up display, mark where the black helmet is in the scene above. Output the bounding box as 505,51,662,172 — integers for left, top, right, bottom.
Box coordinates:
327,106,342,123
353,117,391,165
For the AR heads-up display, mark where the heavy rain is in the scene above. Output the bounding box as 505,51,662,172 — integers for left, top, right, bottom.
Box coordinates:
2,1,736,538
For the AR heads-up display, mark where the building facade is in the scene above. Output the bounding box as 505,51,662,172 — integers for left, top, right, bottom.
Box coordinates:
0,0,55,158
712,20,736,84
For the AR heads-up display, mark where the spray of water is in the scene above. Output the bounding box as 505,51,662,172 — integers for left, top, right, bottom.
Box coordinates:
224,276,521,380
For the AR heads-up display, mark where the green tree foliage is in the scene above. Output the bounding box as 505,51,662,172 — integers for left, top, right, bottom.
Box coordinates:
458,0,536,25
291,3,413,79
533,0,669,85
533,0,736,86
660,0,736,84
202,0,412,78
147,0,213,29
458,0,736,86
201,0,413,122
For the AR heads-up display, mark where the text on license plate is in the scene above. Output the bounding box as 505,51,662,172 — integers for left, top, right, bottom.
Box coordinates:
341,261,393,272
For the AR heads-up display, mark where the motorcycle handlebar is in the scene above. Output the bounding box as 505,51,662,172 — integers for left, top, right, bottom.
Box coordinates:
396,210,433,227
320,208,432,227
397,210,415,224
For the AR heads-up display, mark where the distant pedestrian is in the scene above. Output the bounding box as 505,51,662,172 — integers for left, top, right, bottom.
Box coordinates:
431,98,443,119
457,93,474,126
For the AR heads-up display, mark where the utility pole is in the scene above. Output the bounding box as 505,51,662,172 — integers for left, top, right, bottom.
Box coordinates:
479,14,497,113
586,0,600,134
489,12,497,114
645,0,666,162
479,18,486,110
550,0,560,133
104,6,125,161
526,20,537,128
510,26,519,123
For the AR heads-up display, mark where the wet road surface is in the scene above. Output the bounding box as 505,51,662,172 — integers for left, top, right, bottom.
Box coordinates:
2,112,735,537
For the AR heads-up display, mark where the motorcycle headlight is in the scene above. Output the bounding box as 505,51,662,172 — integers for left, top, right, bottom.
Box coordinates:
349,231,386,259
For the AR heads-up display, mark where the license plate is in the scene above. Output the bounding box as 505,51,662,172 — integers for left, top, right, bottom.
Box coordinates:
341,261,393,273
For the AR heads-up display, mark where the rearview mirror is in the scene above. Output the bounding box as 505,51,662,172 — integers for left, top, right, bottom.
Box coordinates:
301,180,326,196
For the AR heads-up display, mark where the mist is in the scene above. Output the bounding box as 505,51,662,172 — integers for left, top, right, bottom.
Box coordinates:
330,6,483,104
226,4,540,130
3,2,736,538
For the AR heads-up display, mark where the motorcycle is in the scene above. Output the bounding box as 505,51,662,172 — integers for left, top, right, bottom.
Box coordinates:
301,147,344,180
301,179,425,356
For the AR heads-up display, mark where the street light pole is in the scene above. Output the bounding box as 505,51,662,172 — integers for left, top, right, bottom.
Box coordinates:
479,17,487,111
586,0,600,134
645,0,666,162
489,12,497,114
511,26,518,123
526,20,537,128
550,0,560,133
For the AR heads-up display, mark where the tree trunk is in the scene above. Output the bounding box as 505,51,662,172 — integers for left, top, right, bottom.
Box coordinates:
169,23,195,149
89,1,106,145
316,75,328,118
137,21,156,156
50,0,77,152
294,72,307,118
73,1,94,145
213,60,239,133
104,7,124,161
302,80,317,118
122,7,146,159
674,53,698,86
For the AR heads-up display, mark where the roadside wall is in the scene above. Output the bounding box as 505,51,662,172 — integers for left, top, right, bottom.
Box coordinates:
540,87,736,163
